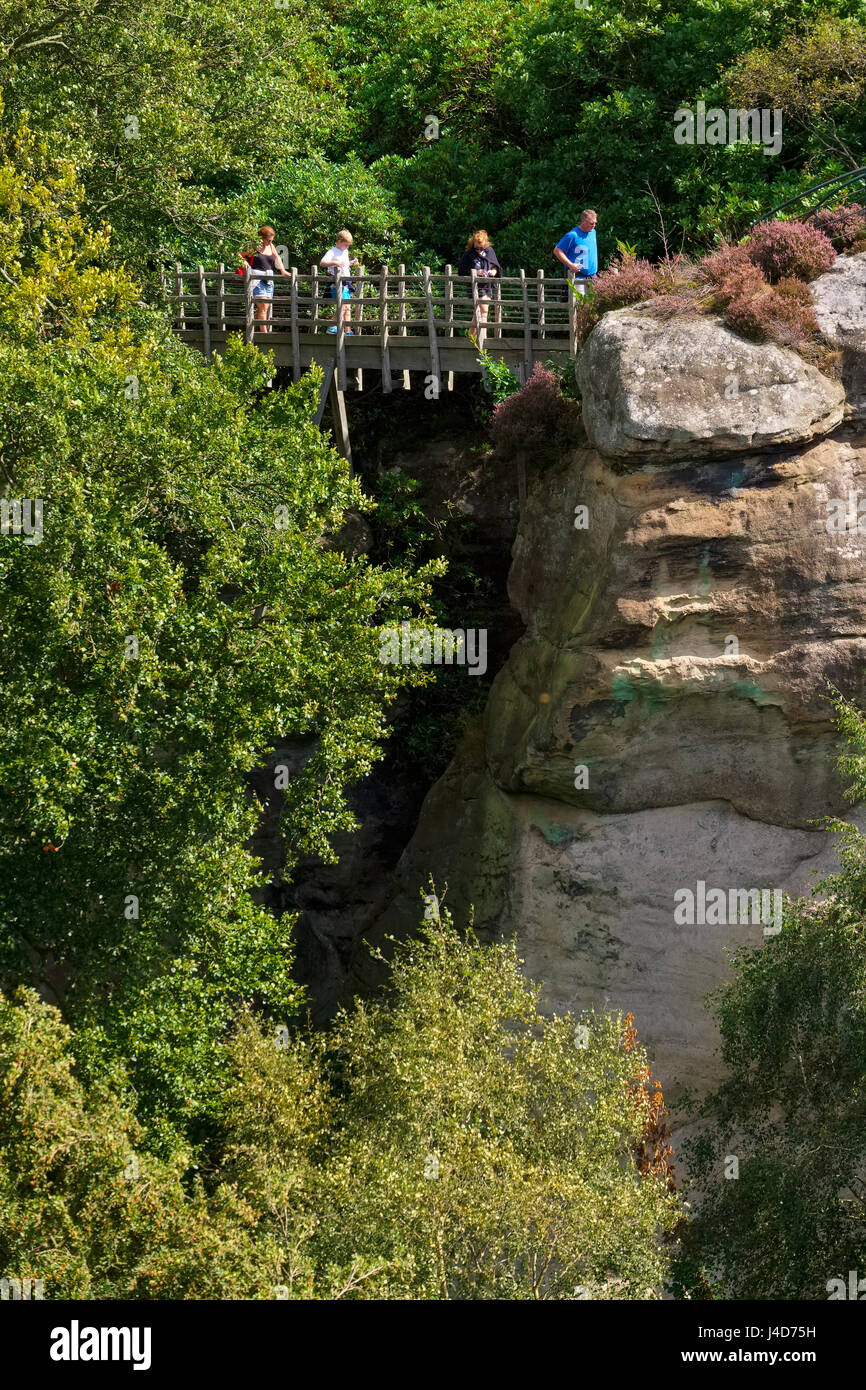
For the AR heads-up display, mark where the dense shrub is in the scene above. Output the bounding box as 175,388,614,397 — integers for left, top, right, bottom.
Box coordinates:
713,262,768,306
810,202,866,252
774,276,815,310
702,235,823,347
723,280,817,345
700,242,754,288
490,364,580,462
745,219,836,283
592,255,661,311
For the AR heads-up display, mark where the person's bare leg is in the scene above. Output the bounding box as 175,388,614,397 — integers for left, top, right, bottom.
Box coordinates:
476,299,489,345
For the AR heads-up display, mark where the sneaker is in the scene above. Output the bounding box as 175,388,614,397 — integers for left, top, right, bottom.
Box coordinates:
327,325,338,334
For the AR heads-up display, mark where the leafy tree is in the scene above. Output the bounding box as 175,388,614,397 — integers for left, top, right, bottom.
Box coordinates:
674,694,866,1300
0,987,272,1299
221,154,412,272
335,0,866,268
726,13,866,171
0,123,438,1150
223,899,681,1299
0,0,344,262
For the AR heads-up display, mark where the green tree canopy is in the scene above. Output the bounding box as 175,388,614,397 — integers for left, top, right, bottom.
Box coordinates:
0,123,438,1151
223,899,681,1299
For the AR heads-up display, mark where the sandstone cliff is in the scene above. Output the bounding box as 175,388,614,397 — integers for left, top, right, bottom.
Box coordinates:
360,253,866,1101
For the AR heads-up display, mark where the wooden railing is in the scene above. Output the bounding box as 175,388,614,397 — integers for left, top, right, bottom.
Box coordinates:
165,262,580,388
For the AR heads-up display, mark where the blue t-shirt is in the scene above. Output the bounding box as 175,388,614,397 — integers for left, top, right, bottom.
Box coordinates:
556,226,598,277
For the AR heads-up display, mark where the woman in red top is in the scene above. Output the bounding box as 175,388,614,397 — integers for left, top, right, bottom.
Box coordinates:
246,226,289,333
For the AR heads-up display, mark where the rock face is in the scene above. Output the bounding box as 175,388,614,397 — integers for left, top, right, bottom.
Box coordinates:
810,252,866,422
576,306,845,460
358,307,866,1103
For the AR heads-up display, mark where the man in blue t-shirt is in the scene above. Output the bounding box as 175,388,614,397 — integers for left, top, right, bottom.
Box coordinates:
553,210,598,296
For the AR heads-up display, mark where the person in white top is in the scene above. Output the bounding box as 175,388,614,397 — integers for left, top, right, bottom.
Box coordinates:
319,229,360,333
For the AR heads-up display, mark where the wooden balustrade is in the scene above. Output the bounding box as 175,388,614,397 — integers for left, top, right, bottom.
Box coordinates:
167,263,577,386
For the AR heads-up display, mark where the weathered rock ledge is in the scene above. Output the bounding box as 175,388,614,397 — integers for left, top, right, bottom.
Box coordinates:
357,294,866,1102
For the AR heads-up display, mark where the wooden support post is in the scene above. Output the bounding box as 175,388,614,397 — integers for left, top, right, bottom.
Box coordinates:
290,267,301,381
217,263,226,335
313,358,335,426
492,277,502,340
444,264,454,391
380,266,392,392
537,269,545,342
568,271,579,358
354,271,363,391
397,263,410,390
315,359,352,470
330,371,352,471
175,262,185,330
198,265,212,362
159,263,167,296
520,269,532,382
423,266,441,396
244,264,254,345
335,273,347,392
311,265,320,334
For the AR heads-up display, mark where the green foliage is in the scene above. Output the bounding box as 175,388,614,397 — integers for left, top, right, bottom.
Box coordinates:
0,138,436,1150
1,912,680,1299
476,345,521,406
223,900,681,1298
221,155,412,272
333,0,866,269
0,988,271,1299
0,0,344,263
675,693,866,1300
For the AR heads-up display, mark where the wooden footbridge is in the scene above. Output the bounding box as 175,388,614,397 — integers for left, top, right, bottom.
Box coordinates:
167,263,580,465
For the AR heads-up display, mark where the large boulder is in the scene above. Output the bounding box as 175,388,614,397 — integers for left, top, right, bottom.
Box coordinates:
576,306,845,460
810,252,866,421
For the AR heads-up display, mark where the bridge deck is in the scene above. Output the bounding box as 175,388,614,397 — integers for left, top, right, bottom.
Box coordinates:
167,263,582,464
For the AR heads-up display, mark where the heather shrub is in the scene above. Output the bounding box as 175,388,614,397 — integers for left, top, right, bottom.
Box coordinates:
650,294,701,321
774,276,814,312
724,281,817,345
714,262,768,307
809,203,866,252
700,242,753,287
745,219,835,283
573,295,601,347
490,363,580,462
591,255,660,310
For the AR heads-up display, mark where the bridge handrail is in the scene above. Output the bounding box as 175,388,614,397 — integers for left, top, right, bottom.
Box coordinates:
163,262,578,375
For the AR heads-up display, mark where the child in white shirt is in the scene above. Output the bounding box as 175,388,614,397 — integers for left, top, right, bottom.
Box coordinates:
320,230,360,332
